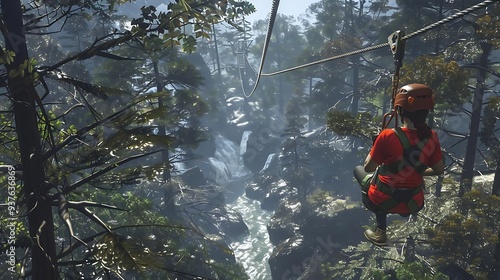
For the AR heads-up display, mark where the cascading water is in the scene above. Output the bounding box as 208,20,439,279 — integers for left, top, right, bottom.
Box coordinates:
208,133,273,280
208,134,251,186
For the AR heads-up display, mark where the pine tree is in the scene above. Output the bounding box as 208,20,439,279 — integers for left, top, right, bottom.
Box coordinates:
0,1,255,279
279,94,313,208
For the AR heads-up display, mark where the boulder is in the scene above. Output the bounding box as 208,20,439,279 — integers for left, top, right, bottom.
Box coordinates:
267,218,297,248
245,174,278,201
175,184,225,206
261,179,290,211
245,182,265,200
268,234,312,280
217,208,249,239
223,179,248,203
177,166,208,188
242,127,282,174
267,198,302,246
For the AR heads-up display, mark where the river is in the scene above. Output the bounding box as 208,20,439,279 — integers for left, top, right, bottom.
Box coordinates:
208,133,274,280
228,195,273,280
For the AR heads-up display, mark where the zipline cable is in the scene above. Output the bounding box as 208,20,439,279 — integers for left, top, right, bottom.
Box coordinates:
401,0,497,41
243,0,280,98
259,0,498,78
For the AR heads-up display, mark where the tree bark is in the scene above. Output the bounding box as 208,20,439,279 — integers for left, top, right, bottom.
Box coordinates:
493,160,500,197
459,41,492,196
2,1,57,278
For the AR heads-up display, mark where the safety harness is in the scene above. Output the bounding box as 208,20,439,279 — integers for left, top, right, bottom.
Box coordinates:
372,127,429,214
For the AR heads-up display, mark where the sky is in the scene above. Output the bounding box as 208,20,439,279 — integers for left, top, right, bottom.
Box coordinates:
242,0,319,24
120,1,319,24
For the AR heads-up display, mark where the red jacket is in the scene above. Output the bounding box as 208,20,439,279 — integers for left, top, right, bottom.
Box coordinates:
368,127,442,214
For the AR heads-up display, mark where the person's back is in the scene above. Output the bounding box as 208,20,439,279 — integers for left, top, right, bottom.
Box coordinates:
354,83,444,246
368,126,442,214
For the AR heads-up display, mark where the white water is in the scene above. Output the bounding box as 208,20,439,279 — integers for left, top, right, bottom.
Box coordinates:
228,195,273,280
208,134,251,186
208,132,273,280
240,130,252,158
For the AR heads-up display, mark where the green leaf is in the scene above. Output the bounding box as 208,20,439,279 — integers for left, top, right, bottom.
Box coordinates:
92,232,164,274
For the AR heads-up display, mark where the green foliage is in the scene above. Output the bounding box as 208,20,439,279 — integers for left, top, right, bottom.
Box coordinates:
0,49,15,65
0,0,256,278
249,14,308,110
394,262,449,280
476,5,500,47
480,96,500,166
6,57,40,84
92,231,165,275
424,189,500,279
321,241,401,280
280,95,314,204
326,110,378,142
400,55,471,112
130,1,255,53
57,183,247,279
320,175,498,280
320,234,448,280
304,0,394,124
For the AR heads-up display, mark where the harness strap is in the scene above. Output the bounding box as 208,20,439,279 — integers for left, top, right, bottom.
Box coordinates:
361,174,372,193
373,171,424,214
379,127,429,175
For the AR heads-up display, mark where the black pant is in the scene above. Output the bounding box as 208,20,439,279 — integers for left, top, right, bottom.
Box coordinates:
353,165,387,230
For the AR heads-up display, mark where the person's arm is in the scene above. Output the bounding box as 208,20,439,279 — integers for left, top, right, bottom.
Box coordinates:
423,159,444,176
364,154,378,173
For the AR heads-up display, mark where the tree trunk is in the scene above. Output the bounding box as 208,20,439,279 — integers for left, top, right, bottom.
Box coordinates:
350,62,360,151
493,230,500,280
212,23,222,84
2,0,57,278
492,161,500,279
459,41,492,196
350,65,359,114
153,61,176,213
493,160,500,197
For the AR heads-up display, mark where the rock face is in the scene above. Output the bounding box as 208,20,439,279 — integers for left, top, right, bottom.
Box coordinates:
223,178,248,203
267,194,370,279
241,118,284,174
179,166,208,187
179,167,207,187
261,179,291,211
268,234,311,280
267,198,302,246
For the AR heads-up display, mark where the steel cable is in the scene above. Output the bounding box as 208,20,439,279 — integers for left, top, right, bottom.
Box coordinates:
243,0,280,98
260,0,498,78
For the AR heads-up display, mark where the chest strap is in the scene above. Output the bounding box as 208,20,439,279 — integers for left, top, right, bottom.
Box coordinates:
379,127,429,175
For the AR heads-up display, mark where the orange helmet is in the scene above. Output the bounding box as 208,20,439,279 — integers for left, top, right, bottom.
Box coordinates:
394,84,434,112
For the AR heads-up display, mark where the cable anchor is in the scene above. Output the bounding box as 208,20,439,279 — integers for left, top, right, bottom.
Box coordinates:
382,30,406,129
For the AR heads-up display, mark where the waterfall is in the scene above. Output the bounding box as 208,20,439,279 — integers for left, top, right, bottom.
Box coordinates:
240,130,252,159
208,134,251,186
209,132,273,280
207,157,231,186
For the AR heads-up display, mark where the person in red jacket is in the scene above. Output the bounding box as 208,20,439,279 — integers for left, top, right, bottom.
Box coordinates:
354,83,444,246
